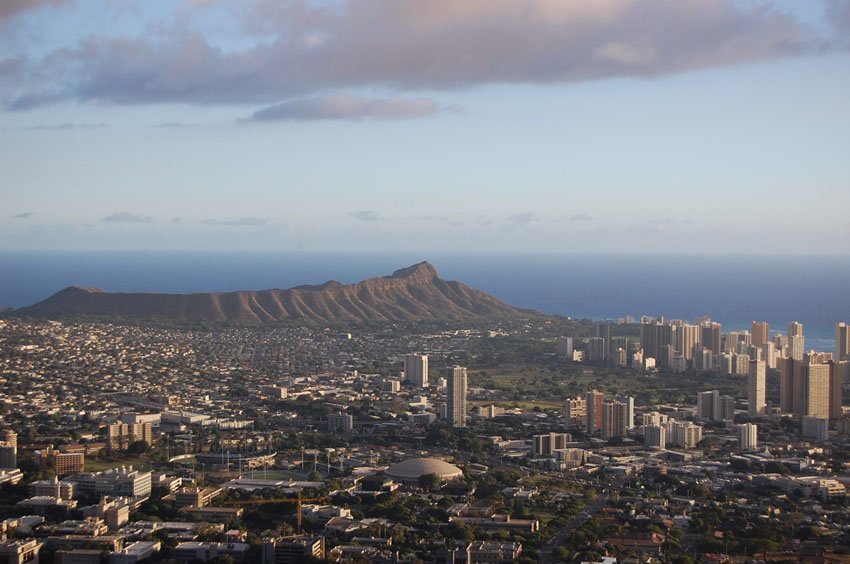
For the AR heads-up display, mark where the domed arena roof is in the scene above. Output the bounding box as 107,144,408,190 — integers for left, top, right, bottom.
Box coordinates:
385,457,463,482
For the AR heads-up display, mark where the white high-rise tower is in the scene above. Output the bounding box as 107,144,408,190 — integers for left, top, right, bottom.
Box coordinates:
447,366,467,428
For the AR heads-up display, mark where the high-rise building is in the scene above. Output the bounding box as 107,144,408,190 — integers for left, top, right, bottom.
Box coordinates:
447,366,468,428
641,412,668,426
835,361,849,418
788,321,804,337
327,412,353,434
748,360,766,416
829,361,843,419
55,453,84,476
557,338,574,360
614,395,635,429
782,356,832,418
701,322,722,356
585,337,607,363
751,321,769,348
600,401,628,440
697,390,733,421
836,322,850,362
802,416,829,442
107,422,153,452
779,357,795,414
611,337,629,357
737,423,758,451
564,397,587,430
789,335,805,361
0,443,16,469
644,425,666,449
693,347,714,372
719,395,735,421
403,354,429,388
533,433,571,456
596,323,611,364
803,361,830,418
763,341,777,370
612,347,628,367
697,390,720,421
725,331,751,354
640,318,672,366
734,353,750,375
788,322,804,361
585,390,604,433
669,422,702,449
1,430,17,452
675,322,700,362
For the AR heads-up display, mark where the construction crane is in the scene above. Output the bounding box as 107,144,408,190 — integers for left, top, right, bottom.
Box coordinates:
223,491,327,533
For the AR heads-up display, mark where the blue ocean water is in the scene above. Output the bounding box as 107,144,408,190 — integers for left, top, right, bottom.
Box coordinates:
1,251,847,348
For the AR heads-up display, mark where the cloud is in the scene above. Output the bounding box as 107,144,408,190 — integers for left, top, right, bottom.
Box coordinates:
153,122,196,128
0,0,826,109
202,217,270,226
101,212,153,223
172,217,183,224
350,210,381,222
25,123,107,130
0,0,67,20
12,212,33,219
570,212,593,222
507,212,539,226
248,95,441,121
827,0,850,33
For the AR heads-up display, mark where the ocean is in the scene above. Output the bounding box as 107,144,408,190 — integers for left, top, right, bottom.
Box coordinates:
1,251,848,349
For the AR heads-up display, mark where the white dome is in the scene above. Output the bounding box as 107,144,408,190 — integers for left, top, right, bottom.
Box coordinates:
385,457,463,482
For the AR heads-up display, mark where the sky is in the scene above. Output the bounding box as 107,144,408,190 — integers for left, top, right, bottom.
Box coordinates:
2,0,849,254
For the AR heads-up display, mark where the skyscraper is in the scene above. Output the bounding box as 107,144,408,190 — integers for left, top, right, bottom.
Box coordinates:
701,321,722,356
779,357,795,414
737,423,758,451
788,322,804,361
447,366,467,428
751,321,769,348
675,322,700,362
697,390,720,421
748,360,766,416
644,425,666,449
803,360,830,418
601,400,628,439
829,361,843,419
585,390,604,433
788,321,803,337
596,322,611,365
836,322,850,362
404,354,429,388
614,395,635,429
564,397,587,430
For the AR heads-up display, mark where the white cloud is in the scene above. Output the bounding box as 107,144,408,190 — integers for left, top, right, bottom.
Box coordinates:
202,217,271,226
1,0,827,110
350,210,381,222
101,212,152,223
249,95,441,121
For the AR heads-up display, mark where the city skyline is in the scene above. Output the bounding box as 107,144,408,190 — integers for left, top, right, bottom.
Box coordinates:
2,1,850,253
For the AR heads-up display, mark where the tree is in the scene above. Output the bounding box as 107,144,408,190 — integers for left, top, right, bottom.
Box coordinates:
418,473,441,492
127,440,150,455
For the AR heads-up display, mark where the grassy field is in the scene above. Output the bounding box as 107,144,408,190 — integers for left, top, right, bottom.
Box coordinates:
85,456,152,472
470,363,745,406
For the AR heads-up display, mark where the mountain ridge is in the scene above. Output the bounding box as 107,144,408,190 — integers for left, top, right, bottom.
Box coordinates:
13,261,536,324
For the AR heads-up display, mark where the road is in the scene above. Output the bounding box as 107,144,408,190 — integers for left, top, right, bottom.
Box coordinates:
538,476,628,563
538,496,606,563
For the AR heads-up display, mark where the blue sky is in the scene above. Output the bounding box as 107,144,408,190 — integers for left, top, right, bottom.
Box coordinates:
2,0,849,253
